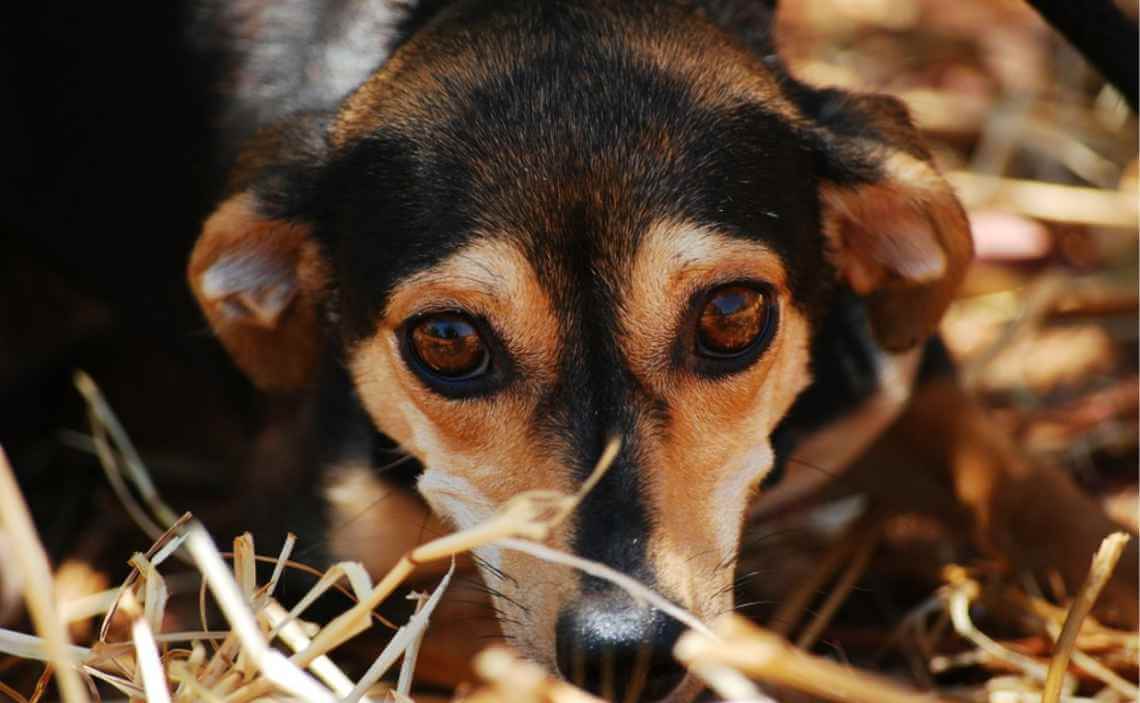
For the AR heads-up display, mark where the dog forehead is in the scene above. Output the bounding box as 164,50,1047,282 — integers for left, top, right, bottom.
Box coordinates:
331,0,795,145
321,0,826,339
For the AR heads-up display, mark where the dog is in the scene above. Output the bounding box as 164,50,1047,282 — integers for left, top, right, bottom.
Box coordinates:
185,1,1136,700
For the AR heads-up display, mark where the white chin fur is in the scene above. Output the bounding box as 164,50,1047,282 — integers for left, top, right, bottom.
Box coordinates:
417,468,503,572
711,442,775,557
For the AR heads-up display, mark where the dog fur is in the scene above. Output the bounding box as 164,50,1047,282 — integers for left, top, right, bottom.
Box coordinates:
186,2,1136,700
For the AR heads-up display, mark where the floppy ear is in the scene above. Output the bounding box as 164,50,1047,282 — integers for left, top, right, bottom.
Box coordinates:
811,92,973,351
187,116,330,391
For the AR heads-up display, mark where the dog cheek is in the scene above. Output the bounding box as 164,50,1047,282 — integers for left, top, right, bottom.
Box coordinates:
710,442,775,557
647,445,773,614
322,462,459,578
417,468,503,572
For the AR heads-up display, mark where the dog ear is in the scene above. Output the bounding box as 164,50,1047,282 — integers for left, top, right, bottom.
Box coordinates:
809,91,973,352
187,115,331,391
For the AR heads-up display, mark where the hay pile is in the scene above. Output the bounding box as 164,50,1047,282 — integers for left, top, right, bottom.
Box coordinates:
0,370,1136,702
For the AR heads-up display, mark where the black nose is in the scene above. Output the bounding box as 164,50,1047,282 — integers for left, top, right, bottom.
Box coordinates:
555,594,687,702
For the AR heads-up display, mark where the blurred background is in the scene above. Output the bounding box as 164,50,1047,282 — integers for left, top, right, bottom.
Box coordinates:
778,0,1138,527
0,0,1136,700
748,2,1140,699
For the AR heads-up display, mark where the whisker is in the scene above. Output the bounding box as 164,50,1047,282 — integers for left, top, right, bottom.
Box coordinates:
455,574,501,593
712,550,738,574
686,548,720,567
471,553,515,587
413,504,441,545
740,526,808,548
458,581,531,614
712,568,772,600
294,456,420,560
732,569,767,587
786,455,839,480
374,452,417,473
733,599,776,611
444,597,500,610
459,617,522,629
454,612,508,622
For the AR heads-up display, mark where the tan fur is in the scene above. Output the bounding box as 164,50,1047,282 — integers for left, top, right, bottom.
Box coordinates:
621,221,812,616
348,237,575,663
187,194,328,391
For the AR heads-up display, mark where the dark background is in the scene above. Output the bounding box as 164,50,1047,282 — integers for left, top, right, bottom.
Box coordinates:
0,3,260,559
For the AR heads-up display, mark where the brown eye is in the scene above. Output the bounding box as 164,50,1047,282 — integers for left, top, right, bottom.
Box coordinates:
696,285,771,358
409,313,490,379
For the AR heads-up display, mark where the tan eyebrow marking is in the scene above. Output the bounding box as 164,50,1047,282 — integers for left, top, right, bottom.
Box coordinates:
384,239,524,321
371,234,563,391
639,221,788,286
619,220,789,375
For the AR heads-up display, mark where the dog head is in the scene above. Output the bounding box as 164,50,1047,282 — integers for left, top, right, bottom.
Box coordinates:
188,1,970,699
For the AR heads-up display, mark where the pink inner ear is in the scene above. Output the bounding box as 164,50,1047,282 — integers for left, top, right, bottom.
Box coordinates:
866,207,948,283
822,149,973,352
189,193,314,331
823,177,950,294
200,253,299,328
188,193,325,390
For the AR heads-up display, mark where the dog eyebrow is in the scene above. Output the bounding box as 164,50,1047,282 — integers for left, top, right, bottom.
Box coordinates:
381,237,548,328
638,221,788,289
417,269,505,297
407,253,510,295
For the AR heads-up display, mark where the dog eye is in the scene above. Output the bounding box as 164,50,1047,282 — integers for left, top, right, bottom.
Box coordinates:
696,284,772,358
408,313,490,379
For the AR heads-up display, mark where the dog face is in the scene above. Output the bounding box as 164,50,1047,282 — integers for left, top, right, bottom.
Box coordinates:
189,1,970,699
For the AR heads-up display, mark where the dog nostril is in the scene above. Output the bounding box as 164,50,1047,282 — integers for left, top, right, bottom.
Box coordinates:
555,600,686,702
